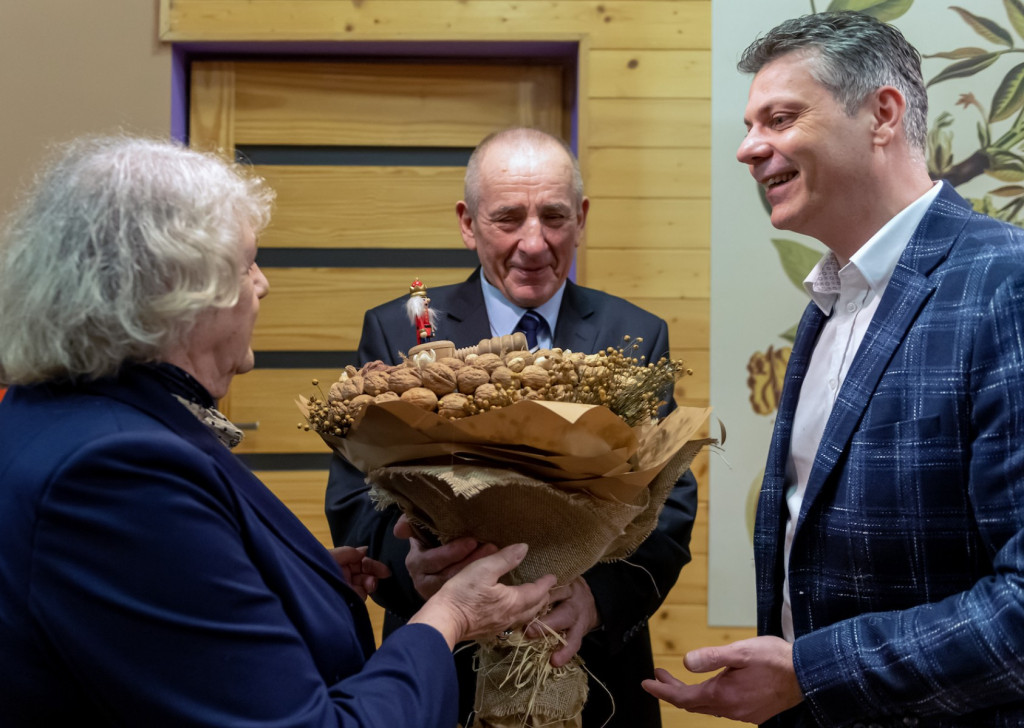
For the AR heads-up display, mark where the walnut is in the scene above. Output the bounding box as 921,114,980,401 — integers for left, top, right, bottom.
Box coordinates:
548,384,573,400
347,394,374,418
329,377,363,402
504,355,529,373
457,366,490,394
420,362,457,395
388,367,422,394
519,364,550,390
474,353,503,373
363,371,391,396
359,360,391,375
438,392,471,419
438,356,465,371
473,382,502,406
343,364,359,379
490,365,515,389
401,387,438,411
374,391,400,404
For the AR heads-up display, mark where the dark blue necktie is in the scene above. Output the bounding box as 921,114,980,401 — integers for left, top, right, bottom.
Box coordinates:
515,310,545,349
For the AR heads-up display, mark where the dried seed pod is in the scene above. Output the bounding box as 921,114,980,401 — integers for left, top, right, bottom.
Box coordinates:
401,387,438,411
363,371,390,396
519,364,551,390
438,392,471,419
373,391,400,403
388,367,422,394
490,365,515,389
420,362,457,395
474,353,503,373
457,366,490,394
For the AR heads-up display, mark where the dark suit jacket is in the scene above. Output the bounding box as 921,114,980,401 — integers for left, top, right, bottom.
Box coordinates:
758,183,1024,727
326,269,698,728
0,364,457,727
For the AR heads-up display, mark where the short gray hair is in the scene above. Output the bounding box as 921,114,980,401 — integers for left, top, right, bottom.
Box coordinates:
0,136,274,385
463,127,584,215
738,12,928,154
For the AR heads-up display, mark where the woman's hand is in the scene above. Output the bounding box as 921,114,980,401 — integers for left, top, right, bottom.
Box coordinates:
328,545,391,601
408,543,556,649
394,514,498,599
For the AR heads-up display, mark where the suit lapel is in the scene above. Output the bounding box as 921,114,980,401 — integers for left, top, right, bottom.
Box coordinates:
554,281,599,351
796,182,971,525
436,268,493,344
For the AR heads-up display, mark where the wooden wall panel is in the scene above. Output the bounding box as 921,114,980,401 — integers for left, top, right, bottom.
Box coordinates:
585,198,709,250
588,50,711,99
163,3,747,727
587,248,708,299
162,1,710,51
257,166,465,248
588,147,710,198
588,98,710,148
233,62,565,146
255,268,473,351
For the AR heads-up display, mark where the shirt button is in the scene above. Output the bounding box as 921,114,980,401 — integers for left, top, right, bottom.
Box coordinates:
828,378,838,390
846,301,858,313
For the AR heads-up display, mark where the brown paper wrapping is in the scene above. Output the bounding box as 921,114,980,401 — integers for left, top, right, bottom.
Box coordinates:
298,396,714,728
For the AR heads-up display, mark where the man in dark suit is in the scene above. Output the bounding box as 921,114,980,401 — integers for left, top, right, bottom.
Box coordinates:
643,12,1024,727
326,127,698,727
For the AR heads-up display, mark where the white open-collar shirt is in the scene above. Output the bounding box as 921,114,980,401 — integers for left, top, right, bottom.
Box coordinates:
781,182,941,642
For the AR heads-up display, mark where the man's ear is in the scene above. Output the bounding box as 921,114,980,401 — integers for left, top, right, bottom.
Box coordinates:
575,197,591,246
455,200,477,251
871,86,905,147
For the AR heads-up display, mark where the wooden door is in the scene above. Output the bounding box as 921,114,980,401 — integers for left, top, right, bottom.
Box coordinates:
188,58,568,551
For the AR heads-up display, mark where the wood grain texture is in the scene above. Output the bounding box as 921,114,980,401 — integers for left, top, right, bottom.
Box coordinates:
254,267,474,351
589,98,710,149
230,61,566,146
161,1,710,51
256,165,465,248
585,198,709,251
588,49,710,99
587,148,710,199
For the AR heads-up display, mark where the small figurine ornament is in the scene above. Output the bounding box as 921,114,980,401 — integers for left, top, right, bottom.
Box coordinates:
406,278,437,345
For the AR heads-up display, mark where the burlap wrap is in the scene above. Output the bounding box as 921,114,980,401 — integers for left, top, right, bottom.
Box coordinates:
300,397,715,727
366,438,707,728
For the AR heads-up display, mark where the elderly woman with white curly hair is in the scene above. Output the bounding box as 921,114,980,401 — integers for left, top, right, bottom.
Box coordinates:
0,135,555,727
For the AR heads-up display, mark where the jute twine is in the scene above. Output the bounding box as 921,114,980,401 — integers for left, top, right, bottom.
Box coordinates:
470,624,586,728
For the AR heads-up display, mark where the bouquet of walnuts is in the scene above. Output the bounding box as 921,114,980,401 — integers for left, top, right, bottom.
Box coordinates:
299,334,714,728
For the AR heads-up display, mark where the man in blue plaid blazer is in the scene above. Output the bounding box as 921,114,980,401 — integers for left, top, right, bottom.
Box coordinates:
644,11,1024,727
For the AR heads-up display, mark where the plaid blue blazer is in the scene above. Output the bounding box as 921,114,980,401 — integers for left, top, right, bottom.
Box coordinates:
757,183,1024,727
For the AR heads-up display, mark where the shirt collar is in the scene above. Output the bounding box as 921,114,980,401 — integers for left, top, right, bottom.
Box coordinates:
479,271,565,339
804,182,942,314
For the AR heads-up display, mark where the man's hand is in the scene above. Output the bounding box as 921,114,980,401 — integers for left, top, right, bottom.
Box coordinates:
394,514,498,599
328,545,391,601
524,577,600,667
641,636,803,724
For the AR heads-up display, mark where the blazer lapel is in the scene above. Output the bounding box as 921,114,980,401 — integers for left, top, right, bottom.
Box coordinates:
436,268,493,344
554,281,599,351
796,182,971,525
